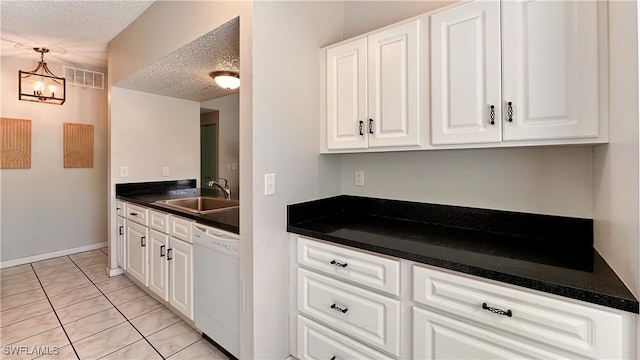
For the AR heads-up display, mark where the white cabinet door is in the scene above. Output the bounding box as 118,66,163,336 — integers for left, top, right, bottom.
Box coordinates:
413,306,570,359
126,220,148,286
116,215,126,269
431,1,502,145
502,0,599,141
149,229,169,301
326,38,368,150
169,238,193,320
368,19,420,148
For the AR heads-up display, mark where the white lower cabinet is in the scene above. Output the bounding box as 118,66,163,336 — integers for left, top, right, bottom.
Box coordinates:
148,229,169,301
413,306,569,359
168,237,193,320
125,220,148,286
294,236,402,359
298,268,400,356
116,214,126,270
291,236,636,360
297,315,393,360
119,204,194,321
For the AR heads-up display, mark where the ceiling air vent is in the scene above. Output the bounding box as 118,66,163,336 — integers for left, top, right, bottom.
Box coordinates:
63,66,104,90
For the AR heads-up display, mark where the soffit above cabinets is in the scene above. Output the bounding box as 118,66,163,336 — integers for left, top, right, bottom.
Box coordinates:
114,17,240,102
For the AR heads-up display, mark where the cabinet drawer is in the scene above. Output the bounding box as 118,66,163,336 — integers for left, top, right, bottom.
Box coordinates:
298,268,400,356
170,216,193,243
413,306,575,359
125,203,148,226
297,315,393,360
298,236,400,296
149,210,170,234
116,200,125,217
413,265,627,359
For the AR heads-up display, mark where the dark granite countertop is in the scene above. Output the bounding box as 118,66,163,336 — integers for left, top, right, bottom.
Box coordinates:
287,195,638,313
116,180,239,234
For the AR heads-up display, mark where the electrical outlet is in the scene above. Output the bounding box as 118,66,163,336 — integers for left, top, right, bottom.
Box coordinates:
355,170,364,187
120,166,129,178
232,163,238,170
162,166,169,177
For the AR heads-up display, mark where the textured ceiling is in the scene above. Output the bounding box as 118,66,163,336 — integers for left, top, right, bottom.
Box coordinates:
0,1,154,68
115,17,240,102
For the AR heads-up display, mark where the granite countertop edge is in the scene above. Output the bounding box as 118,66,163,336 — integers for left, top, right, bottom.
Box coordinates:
288,224,638,313
117,194,239,235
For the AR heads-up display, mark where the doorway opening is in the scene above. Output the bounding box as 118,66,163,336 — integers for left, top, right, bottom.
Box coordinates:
200,110,219,187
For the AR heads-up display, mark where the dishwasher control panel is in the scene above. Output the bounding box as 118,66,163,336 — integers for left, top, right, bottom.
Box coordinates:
193,225,239,257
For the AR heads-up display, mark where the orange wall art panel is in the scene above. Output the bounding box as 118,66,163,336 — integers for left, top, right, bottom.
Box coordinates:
63,123,94,168
1,117,32,169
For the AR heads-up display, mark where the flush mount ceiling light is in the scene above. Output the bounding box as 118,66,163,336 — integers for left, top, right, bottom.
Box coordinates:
210,70,240,90
19,47,66,105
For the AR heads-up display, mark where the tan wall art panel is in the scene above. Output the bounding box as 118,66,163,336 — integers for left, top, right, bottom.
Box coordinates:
1,117,32,169
64,123,94,168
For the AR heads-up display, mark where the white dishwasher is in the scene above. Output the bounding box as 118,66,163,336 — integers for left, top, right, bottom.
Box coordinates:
193,224,240,359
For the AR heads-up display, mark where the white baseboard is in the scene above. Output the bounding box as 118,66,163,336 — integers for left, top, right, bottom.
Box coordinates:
107,266,124,277
0,242,108,269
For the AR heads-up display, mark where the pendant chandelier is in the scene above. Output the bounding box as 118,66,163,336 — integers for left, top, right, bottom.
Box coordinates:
19,47,66,105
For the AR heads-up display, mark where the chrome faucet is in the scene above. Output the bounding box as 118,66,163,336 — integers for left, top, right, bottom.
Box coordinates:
207,178,231,200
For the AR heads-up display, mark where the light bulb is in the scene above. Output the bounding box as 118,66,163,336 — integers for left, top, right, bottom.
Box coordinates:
49,85,57,97
33,81,43,96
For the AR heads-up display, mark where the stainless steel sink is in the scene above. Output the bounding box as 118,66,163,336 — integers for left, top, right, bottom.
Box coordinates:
154,196,239,215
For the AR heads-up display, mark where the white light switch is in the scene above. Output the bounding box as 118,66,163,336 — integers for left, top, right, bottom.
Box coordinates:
355,170,364,186
265,173,276,196
162,166,169,177
120,166,129,178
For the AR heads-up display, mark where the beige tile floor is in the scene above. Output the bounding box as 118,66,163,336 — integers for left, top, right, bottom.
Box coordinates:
0,248,228,360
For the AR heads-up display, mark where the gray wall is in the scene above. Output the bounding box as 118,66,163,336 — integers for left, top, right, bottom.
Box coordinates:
1,56,108,264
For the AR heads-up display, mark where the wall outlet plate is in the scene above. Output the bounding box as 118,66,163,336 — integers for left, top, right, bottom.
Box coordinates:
355,170,364,186
120,166,129,178
265,173,276,195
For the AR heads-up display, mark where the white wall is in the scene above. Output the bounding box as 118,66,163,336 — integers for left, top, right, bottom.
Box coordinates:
593,1,640,298
1,56,108,263
342,147,594,217
201,94,239,196
110,87,200,185
252,1,343,357
107,1,258,357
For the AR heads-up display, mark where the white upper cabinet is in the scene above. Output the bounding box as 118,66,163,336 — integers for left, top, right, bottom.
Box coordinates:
367,20,420,148
326,38,368,150
431,0,502,145
501,0,599,141
431,0,602,146
325,18,421,151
